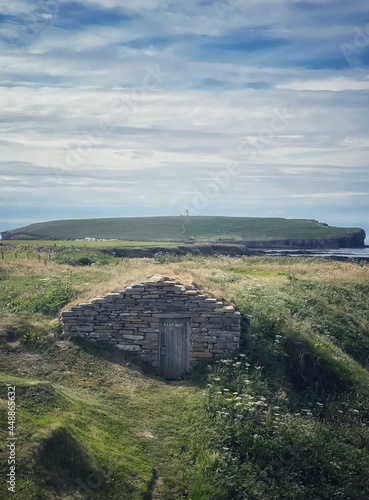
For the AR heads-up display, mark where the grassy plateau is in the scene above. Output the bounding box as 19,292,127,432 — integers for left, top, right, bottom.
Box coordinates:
1,216,363,244
0,244,369,499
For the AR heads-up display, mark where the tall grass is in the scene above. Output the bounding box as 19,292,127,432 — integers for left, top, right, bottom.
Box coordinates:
1,252,369,498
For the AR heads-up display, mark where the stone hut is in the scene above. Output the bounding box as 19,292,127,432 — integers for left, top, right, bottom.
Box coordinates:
60,276,241,379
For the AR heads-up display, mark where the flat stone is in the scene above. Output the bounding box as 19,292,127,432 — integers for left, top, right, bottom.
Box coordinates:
193,336,217,343
190,352,213,358
115,344,141,352
76,325,95,332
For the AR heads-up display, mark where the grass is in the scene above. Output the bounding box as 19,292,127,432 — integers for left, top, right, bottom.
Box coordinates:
0,251,369,498
1,240,179,248
1,215,363,243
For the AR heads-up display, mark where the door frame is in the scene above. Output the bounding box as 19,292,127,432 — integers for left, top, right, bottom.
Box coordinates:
158,315,192,379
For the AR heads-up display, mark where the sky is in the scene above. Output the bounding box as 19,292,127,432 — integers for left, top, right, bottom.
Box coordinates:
0,0,368,238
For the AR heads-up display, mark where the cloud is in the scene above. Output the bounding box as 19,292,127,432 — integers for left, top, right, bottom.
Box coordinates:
288,192,369,199
0,0,368,235
277,77,369,91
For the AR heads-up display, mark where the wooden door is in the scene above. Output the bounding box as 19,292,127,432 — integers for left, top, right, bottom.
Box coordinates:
159,318,190,379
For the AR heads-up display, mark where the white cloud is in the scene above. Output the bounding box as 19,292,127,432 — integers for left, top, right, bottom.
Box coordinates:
277,77,369,92
0,0,368,233
288,192,369,199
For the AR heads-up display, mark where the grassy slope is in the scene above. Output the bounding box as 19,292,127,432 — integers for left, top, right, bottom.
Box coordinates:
1,255,369,498
2,216,361,242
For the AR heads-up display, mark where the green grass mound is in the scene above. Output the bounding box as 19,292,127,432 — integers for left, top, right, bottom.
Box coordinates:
2,216,363,244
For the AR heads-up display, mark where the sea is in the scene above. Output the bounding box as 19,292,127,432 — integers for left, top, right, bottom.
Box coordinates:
261,247,369,260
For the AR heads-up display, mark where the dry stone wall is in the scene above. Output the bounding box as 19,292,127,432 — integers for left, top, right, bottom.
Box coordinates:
61,276,241,368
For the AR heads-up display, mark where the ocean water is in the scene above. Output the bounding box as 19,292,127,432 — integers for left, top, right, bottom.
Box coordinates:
263,248,369,259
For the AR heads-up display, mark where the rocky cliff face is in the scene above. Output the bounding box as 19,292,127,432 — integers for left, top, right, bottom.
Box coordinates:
238,229,366,249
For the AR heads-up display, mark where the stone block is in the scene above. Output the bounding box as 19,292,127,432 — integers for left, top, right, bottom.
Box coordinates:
115,344,140,352
76,325,95,332
62,311,80,317
191,342,206,348
199,303,218,309
219,318,235,326
145,333,159,342
208,329,229,335
141,343,157,349
197,317,212,323
190,352,213,358
193,336,217,343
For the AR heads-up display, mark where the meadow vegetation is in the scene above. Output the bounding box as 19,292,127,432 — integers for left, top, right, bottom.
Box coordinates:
0,244,369,498
2,216,362,243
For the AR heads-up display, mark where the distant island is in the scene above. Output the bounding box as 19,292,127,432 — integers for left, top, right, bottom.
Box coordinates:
1,216,366,249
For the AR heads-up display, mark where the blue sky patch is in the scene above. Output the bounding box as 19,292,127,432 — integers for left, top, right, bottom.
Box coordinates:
55,1,135,29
